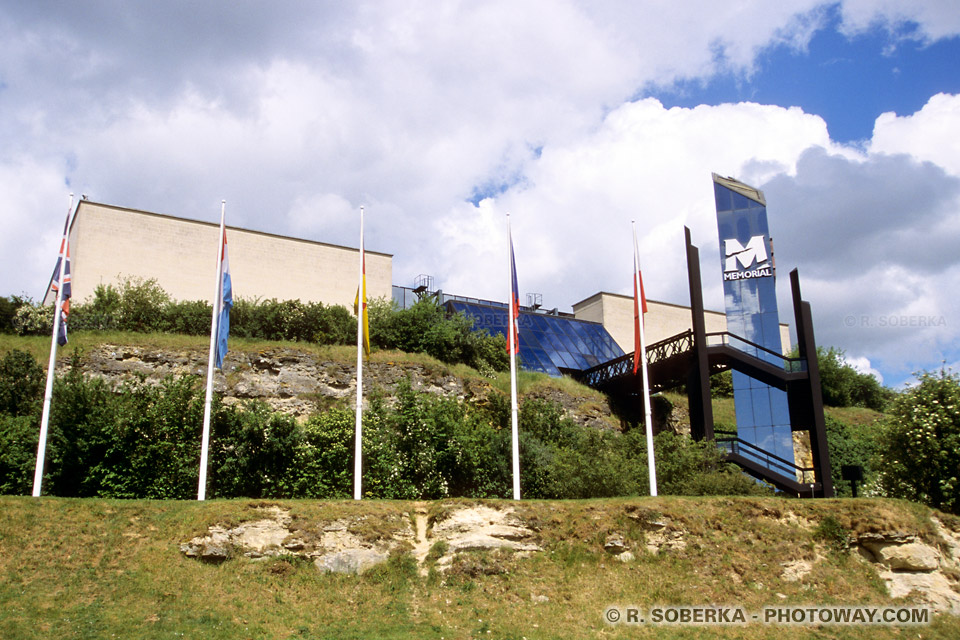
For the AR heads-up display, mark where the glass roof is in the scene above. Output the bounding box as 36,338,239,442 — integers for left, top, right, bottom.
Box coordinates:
447,301,624,377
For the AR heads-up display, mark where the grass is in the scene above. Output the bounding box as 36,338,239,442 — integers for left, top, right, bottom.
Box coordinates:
1,496,957,639
0,331,607,407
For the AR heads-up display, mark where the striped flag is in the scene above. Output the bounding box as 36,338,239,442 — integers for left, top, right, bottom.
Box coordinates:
214,228,232,369
508,230,520,354
50,214,73,346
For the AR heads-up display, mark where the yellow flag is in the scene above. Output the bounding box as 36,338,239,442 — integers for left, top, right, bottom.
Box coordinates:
354,261,370,357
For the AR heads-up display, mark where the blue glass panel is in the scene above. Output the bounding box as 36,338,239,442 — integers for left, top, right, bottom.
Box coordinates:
451,300,622,377
716,177,795,472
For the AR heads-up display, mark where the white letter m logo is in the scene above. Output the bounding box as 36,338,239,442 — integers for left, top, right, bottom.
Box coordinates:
724,235,768,272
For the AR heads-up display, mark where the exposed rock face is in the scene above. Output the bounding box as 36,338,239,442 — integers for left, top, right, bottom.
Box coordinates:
854,522,960,615
63,344,617,428
181,503,541,575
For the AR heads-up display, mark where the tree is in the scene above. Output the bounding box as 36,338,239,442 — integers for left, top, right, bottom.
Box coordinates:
812,346,893,411
875,369,960,514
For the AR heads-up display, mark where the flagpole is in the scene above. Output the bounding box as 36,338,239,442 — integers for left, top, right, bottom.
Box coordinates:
508,214,521,500
633,221,658,496
353,206,365,500
33,193,74,497
198,200,226,501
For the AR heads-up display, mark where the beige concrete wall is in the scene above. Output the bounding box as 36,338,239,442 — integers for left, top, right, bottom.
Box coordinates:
573,291,791,355
51,201,391,310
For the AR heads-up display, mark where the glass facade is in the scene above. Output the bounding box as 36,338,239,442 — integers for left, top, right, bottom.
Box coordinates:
447,301,624,377
713,176,795,468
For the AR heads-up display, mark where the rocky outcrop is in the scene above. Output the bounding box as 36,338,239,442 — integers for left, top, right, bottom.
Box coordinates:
181,503,541,575
853,520,960,615
61,344,618,428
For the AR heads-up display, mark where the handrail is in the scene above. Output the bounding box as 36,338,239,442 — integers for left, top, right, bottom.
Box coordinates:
573,330,694,387
716,436,818,484
705,331,806,372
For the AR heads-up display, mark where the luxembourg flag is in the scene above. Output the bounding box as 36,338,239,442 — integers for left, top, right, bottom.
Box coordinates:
214,229,232,369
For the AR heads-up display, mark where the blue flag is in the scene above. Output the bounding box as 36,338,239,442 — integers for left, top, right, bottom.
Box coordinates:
214,230,232,368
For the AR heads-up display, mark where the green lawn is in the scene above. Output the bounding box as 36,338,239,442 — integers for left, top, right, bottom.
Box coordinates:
1,496,956,639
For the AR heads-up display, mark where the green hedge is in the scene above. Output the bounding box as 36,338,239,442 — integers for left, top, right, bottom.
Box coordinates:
0,349,768,500
7,280,508,373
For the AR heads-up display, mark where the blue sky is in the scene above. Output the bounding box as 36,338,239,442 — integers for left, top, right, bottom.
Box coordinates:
656,13,960,144
1,1,959,388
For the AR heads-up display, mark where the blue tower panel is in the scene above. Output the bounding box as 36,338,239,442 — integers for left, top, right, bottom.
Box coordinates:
714,175,796,472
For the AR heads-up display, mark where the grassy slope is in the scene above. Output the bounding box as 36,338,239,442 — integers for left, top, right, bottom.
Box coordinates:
0,496,957,640
0,331,611,404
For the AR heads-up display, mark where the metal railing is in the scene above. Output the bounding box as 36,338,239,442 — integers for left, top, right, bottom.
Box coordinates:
575,330,694,387
716,436,818,485
705,331,807,373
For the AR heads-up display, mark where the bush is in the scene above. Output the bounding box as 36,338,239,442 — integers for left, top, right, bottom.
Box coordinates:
654,431,772,496
0,415,37,495
162,300,213,335
230,297,355,345
0,350,45,417
875,369,960,514
825,416,878,498
12,303,54,336
369,297,508,373
117,277,171,332
0,349,782,500
211,401,301,499
286,409,354,498
815,346,893,411
0,295,29,333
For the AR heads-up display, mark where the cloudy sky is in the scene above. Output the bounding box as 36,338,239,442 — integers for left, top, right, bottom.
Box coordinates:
2,1,958,387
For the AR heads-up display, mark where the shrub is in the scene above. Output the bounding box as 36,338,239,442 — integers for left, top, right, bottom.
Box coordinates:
117,277,170,332
0,295,29,333
12,303,54,336
287,408,354,498
654,431,772,496
825,416,878,498
162,300,213,335
0,415,37,495
815,346,893,411
369,297,508,373
0,350,45,417
875,369,960,514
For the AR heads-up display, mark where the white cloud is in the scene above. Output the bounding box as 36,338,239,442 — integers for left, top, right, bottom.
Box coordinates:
871,93,960,177
844,355,884,385
839,0,960,42
1,1,959,385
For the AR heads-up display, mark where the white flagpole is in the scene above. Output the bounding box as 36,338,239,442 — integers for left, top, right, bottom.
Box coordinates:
33,193,74,497
353,206,365,500
508,214,521,500
198,200,226,501
633,221,658,496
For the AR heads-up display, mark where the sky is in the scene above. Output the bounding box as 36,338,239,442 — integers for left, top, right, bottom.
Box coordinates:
2,1,959,388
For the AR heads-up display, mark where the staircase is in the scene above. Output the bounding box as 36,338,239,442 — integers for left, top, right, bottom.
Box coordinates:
567,329,828,497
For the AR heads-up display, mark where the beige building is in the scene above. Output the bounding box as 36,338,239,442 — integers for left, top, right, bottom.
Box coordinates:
46,201,392,309
572,291,792,355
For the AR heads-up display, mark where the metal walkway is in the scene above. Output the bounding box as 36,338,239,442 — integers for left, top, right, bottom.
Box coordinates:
567,332,826,496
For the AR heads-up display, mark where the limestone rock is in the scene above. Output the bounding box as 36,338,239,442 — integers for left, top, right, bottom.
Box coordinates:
603,534,628,555
314,549,389,575
863,541,940,572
